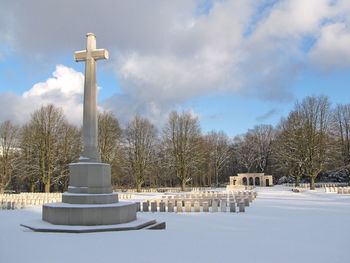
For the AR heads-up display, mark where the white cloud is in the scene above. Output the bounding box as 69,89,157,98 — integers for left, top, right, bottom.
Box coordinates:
0,0,349,126
0,65,84,125
99,0,350,124
310,23,350,70
24,65,83,98
252,0,331,41
104,1,253,123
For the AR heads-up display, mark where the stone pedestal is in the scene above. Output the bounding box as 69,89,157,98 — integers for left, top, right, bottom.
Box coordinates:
43,202,137,225
67,162,112,194
42,162,137,226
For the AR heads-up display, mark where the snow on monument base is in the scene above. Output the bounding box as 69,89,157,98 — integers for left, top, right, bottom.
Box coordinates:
41,162,138,226
43,201,137,225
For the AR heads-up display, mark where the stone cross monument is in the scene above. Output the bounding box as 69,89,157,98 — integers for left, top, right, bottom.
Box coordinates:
74,33,108,163
42,33,137,226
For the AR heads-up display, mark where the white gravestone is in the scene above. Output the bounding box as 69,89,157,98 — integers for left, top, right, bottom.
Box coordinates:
203,201,209,212
167,201,174,212
194,201,200,212
185,201,191,212
220,200,227,212
176,200,183,213
211,200,218,212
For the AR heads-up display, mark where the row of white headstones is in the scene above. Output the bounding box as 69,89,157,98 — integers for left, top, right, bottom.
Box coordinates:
284,182,348,188
0,192,136,210
0,190,257,212
115,186,255,193
138,190,257,213
0,193,61,209
325,186,350,194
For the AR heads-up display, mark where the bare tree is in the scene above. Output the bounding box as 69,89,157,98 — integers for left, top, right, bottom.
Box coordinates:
98,111,124,186
233,125,275,174
98,111,122,164
332,104,350,166
249,125,275,172
204,130,231,186
124,116,157,192
0,121,19,193
298,96,331,189
53,122,81,191
274,111,306,186
233,134,257,173
18,123,41,192
20,105,69,192
163,111,202,191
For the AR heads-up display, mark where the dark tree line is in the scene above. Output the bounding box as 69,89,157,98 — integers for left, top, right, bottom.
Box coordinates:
1,95,350,193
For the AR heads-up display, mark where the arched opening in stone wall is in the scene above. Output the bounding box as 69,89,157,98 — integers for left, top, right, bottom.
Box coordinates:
243,177,247,185
266,179,270,186
249,177,254,185
255,177,260,186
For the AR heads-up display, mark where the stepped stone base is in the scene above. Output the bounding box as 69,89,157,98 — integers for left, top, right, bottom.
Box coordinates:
43,201,137,225
21,217,158,233
42,162,139,226
62,192,119,204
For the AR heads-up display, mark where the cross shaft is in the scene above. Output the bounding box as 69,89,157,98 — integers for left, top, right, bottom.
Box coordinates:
74,33,109,162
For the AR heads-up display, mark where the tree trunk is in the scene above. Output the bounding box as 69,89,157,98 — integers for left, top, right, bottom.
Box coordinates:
30,183,35,193
45,180,50,193
137,182,142,192
295,175,301,187
310,176,315,190
181,179,186,191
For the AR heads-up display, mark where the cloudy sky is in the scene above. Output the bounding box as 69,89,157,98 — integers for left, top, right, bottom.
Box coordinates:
0,0,349,136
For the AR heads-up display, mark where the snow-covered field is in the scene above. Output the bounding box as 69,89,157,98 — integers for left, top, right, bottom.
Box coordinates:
1,186,349,263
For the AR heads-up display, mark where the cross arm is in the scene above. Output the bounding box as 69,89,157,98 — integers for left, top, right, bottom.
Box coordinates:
91,49,109,60
74,50,87,62
74,49,109,61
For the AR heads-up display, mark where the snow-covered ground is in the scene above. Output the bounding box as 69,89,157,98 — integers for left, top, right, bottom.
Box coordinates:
1,186,349,263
